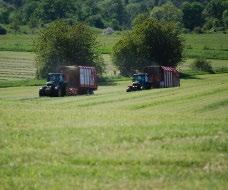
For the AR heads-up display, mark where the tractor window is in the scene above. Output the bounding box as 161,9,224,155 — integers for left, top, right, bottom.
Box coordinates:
48,74,63,82
133,75,145,82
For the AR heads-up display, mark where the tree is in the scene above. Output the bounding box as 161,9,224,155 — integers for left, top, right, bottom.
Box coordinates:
203,0,228,30
113,19,184,76
203,0,227,20
35,0,75,23
103,0,129,29
182,2,205,30
150,2,183,24
35,20,104,78
9,11,21,33
223,10,228,29
0,25,7,35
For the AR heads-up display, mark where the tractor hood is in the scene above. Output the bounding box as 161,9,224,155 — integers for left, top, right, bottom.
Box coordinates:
46,81,54,86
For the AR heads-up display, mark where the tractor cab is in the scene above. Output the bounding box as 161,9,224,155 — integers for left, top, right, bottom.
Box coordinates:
47,73,64,85
132,73,148,85
126,73,150,92
39,73,66,97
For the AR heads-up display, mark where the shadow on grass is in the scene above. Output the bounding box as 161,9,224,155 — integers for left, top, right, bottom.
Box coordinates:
180,72,201,79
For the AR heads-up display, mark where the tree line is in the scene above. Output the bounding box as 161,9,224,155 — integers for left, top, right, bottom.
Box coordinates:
0,0,227,33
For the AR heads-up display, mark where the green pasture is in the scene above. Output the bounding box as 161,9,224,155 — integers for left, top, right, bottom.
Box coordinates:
0,33,228,59
184,33,228,59
0,73,227,189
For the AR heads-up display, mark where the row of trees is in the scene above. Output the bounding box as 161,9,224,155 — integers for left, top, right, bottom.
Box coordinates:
138,0,228,32
1,0,227,32
36,19,183,77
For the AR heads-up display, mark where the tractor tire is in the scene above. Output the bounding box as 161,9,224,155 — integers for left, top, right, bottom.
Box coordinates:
39,89,45,97
57,88,63,97
126,88,132,92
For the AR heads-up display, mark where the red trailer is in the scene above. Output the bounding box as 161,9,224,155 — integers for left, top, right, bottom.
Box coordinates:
58,66,97,95
144,66,180,88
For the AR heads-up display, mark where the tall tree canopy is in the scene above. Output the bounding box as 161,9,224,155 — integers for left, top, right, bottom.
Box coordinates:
35,21,104,78
113,19,184,76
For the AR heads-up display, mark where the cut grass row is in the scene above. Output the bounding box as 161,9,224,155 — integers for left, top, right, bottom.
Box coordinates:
0,33,228,59
0,73,227,189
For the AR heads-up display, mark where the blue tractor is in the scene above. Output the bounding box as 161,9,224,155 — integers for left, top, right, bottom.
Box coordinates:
39,73,67,97
126,73,151,92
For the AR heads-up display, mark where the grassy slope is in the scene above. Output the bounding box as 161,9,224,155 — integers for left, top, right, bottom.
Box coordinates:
184,33,228,59
0,51,35,81
0,73,227,189
0,33,228,59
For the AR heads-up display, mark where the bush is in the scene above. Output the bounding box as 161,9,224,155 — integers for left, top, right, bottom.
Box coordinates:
191,59,214,73
0,25,7,35
193,27,203,34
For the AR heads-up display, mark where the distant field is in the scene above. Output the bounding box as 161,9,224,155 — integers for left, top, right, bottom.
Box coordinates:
184,33,228,60
0,51,35,81
0,33,228,59
0,34,36,52
0,73,227,189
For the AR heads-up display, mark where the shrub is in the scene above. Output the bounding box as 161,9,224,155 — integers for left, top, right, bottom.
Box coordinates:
0,25,7,35
191,59,214,73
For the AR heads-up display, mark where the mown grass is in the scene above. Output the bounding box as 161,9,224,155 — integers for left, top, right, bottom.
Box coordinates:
0,73,227,189
1,32,228,59
0,51,36,81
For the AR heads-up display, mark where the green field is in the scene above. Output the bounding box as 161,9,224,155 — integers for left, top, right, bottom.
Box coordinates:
0,31,228,189
0,73,227,189
1,33,228,59
184,33,228,60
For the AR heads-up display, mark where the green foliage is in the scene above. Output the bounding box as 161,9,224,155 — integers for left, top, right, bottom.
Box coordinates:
190,58,214,73
150,2,183,25
203,0,227,20
182,2,205,30
0,24,7,34
35,20,104,78
223,9,228,28
1,0,227,32
202,0,228,30
113,19,184,76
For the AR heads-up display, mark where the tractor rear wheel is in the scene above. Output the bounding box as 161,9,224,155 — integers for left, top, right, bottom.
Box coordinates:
57,89,63,97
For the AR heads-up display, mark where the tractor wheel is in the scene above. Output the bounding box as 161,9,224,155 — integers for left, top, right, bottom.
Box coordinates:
126,87,132,92
39,89,45,97
57,89,63,97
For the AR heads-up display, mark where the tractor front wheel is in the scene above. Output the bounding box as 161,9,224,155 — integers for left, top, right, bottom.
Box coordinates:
57,88,63,97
